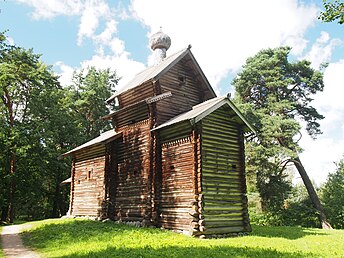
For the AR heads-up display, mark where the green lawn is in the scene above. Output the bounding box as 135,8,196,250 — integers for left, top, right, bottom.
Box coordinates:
0,225,4,258
20,219,344,258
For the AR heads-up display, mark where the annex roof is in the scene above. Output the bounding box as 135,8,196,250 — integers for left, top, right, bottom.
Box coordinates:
60,177,71,185
106,46,215,103
152,96,256,134
62,129,121,157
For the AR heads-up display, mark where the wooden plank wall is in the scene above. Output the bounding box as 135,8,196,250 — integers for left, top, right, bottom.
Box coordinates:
112,119,152,223
115,102,149,128
158,122,196,234
156,59,203,125
160,138,196,233
118,81,154,107
199,106,251,235
71,153,106,217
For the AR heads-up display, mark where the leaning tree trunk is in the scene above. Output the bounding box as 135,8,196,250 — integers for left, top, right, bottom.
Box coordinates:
293,156,332,229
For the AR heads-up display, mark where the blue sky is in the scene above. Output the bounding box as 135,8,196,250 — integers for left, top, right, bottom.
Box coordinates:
1,0,344,184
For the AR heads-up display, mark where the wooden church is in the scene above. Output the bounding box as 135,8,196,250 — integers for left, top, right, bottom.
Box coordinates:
62,30,255,237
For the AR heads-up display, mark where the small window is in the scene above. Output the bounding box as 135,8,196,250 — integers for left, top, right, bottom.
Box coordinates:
87,169,93,180
178,76,186,86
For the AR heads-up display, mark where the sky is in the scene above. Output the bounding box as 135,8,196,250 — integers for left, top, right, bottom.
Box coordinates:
1,0,344,185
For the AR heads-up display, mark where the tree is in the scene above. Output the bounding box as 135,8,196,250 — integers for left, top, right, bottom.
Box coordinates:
64,67,119,144
319,0,344,24
322,159,344,229
282,183,320,228
233,46,332,229
0,32,120,222
0,32,63,222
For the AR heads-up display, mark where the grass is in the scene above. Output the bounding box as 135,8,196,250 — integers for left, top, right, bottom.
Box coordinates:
20,219,344,258
0,225,4,258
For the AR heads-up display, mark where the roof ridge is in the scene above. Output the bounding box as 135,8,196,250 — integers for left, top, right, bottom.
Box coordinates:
192,96,225,109
106,46,190,102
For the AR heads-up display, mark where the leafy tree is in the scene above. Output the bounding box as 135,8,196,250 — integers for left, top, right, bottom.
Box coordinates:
282,183,320,228
322,159,344,228
0,31,120,222
233,46,332,228
0,32,63,222
319,0,344,24
64,67,119,144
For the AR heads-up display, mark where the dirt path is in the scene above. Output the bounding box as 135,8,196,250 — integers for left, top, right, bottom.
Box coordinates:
1,224,40,258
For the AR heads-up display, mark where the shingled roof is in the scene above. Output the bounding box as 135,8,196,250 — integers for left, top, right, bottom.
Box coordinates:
62,129,122,156
152,96,256,134
106,46,215,103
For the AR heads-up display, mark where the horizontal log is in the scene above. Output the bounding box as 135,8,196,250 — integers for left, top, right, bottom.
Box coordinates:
200,226,246,235
114,216,144,222
202,172,241,181
202,192,245,200
202,121,239,132
201,220,243,228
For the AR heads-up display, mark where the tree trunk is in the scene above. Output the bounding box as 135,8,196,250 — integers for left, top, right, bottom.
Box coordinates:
1,206,8,222
52,180,61,218
3,87,16,223
293,156,332,229
7,152,16,223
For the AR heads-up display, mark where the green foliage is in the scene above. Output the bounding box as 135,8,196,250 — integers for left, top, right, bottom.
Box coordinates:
0,31,119,221
21,219,344,257
319,0,344,24
249,183,321,228
64,67,119,143
282,198,320,228
281,184,320,228
322,160,344,229
0,31,69,221
233,46,324,214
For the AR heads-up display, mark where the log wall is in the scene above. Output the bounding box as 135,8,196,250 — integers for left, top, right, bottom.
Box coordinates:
156,59,204,125
199,106,251,235
118,81,154,108
115,102,149,128
158,122,196,234
112,119,152,222
71,154,106,217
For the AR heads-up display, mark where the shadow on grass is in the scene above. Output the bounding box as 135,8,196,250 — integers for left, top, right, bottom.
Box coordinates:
251,224,328,240
58,245,307,258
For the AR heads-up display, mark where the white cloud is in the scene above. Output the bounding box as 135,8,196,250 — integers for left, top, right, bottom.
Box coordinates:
94,20,118,45
15,0,117,48
55,52,146,91
315,60,344,110
55,61,75,87
299,134,344,186
80,53,146,89
299,59,344,184
6,36,15,45
77,1,113,46
16,0,83,19
130,0,319,93
303,31,342,69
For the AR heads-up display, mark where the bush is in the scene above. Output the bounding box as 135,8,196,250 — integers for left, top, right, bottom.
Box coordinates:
322,160,344,229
